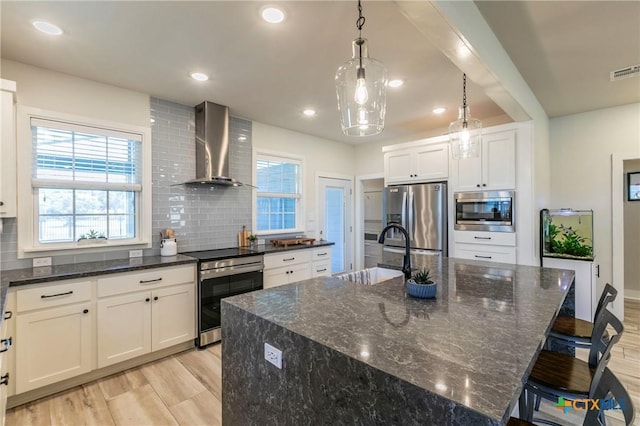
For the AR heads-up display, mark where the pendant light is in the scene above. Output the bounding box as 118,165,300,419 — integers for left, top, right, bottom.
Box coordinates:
449,73,481,159
335,0,388,137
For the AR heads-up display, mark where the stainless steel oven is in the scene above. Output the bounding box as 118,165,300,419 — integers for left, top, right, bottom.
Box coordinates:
454,191,515,232
182,249,263,348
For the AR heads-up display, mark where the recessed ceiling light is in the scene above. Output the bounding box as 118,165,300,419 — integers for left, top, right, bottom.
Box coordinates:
433,107,446,114
190,72,209,82
32,20,63,36
261,6,286,24
302,109,316,117
388,79,404,88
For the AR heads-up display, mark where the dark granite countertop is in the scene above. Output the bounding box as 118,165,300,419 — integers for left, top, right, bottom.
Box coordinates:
223,256,574,424
255,240,334,255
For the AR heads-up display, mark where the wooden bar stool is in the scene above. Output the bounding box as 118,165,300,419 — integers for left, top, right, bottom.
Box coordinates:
547,283,617,349
518,308,624,422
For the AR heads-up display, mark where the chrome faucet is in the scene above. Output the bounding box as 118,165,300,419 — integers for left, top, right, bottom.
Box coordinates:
378,224,412,279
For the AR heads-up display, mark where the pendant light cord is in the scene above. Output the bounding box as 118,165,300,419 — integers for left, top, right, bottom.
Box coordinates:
356,0,365,69
462,73,468,126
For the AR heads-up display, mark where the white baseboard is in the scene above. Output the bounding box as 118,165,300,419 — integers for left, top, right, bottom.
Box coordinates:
624,288,640,300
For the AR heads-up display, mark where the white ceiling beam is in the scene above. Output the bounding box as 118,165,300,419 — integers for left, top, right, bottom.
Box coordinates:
395,0,548,124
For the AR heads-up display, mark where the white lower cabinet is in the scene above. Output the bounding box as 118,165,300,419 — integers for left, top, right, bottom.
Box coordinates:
97,267,195,368
6,263,196,401
264,246,333,288
453,231,517,264
16,301,93,394
0,292,15,426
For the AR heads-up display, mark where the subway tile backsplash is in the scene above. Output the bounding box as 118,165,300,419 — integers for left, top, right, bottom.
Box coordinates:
0,97,252,270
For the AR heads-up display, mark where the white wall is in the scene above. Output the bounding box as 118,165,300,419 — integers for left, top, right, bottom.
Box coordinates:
252,121,355,236
624,159,640,300
550,103,640,308
1,60,150,126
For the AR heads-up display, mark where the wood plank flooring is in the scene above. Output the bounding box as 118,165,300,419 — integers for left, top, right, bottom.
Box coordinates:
6,299,640,425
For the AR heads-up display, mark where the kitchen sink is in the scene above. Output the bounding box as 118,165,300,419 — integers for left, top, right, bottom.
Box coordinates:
336,267,404,285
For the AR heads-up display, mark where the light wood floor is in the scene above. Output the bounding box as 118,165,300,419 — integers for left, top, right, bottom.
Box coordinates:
6,299,640,426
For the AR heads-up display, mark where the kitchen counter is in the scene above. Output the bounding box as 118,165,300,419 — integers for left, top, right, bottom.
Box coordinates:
255,240,334,254
221,256,575,425
0,254,197,330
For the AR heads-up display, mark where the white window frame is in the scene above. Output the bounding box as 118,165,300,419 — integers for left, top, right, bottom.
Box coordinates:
16,106,152,257
253,149,305,236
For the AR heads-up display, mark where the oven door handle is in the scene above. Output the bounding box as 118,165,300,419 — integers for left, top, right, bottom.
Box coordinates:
200,262,264,279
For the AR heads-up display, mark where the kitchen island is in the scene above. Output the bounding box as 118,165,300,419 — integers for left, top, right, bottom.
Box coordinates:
221,256,575,425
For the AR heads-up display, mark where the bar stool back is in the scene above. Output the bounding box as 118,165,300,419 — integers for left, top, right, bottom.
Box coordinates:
584,367,636,425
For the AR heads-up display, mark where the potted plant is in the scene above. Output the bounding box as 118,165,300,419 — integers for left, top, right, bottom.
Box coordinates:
406,268,437,299
247,234,258,248
77,229,108,245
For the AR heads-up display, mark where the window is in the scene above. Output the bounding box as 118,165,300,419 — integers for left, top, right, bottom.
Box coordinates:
255,153,302,233
18,109,151,253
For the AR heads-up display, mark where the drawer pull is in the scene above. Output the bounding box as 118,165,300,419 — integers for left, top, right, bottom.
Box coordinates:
3,311,12,320
316,252,328,256
474,236,492,240
475,255,492,259
41,290,73,299
0,337,11,353
316,268,327,272
140,278,162,284
0,373,9,386
282,257,295,262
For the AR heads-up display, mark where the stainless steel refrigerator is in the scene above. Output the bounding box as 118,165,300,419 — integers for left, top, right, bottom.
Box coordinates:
382,182,447,258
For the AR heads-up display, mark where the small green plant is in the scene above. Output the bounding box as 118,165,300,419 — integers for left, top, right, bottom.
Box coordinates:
247,234,258,243
411,268,434,285
78,229,106,241
547,223,592,258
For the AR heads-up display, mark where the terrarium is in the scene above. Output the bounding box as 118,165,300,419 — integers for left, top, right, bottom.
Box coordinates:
541,209,594,261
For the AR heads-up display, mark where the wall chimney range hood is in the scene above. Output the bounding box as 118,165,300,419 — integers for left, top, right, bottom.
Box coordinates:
183,101,248,187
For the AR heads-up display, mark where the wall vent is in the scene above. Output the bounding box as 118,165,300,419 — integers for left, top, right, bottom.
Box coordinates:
610,64,640,82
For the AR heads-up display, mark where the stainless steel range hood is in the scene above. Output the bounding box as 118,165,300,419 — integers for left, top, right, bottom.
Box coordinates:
183,101,247,187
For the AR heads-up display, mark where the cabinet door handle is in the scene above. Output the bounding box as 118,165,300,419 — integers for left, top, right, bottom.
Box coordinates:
475,255,492,259
140,278,162,284
0,337,11,353
0,201,4,206
282,257,295,262
153,296,159,301
474,236,492,240
0,373,9,386
476,184,481,188
482,183,487,187
41,290,73,299
3,311,12,320
145,297,150,302
83,309,89,314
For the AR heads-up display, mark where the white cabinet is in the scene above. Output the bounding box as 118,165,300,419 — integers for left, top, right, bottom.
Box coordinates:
14,279,94,394
542,258,596,322
311,247,332,277
0,292,15,425
453,231,517,264
96,265,195,368
264,247,333,288
452,130,516,192
384,143,449,185
0,79,17,218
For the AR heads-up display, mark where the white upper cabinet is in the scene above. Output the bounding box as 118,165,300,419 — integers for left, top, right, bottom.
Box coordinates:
452,129,516,192
384,142,449,185
0,79,17,218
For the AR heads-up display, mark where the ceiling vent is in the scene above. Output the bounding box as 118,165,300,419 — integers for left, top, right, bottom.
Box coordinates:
610,64,640,82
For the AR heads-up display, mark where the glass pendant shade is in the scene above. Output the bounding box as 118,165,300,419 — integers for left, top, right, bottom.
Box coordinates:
449,106,481,159
335,38,388,137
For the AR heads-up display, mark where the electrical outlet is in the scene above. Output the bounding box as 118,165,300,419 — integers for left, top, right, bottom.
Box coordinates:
129,249,143,258
264,342,282,369
33,257,52,267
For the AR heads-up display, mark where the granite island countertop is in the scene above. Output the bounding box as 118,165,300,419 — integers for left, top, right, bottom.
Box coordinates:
221,256,575,425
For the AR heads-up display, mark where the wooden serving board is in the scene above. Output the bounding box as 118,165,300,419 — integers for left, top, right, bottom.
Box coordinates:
271,238,316,247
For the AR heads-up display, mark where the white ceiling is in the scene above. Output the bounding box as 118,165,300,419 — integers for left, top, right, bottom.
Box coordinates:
1,1,638,146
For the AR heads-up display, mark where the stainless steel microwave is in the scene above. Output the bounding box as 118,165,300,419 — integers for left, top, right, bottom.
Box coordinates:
454,191,515,232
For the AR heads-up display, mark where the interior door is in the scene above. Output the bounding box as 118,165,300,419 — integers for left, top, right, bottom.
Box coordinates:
318,177,353,275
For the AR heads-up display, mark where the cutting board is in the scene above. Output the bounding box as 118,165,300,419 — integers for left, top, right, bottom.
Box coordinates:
238,226,251,247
